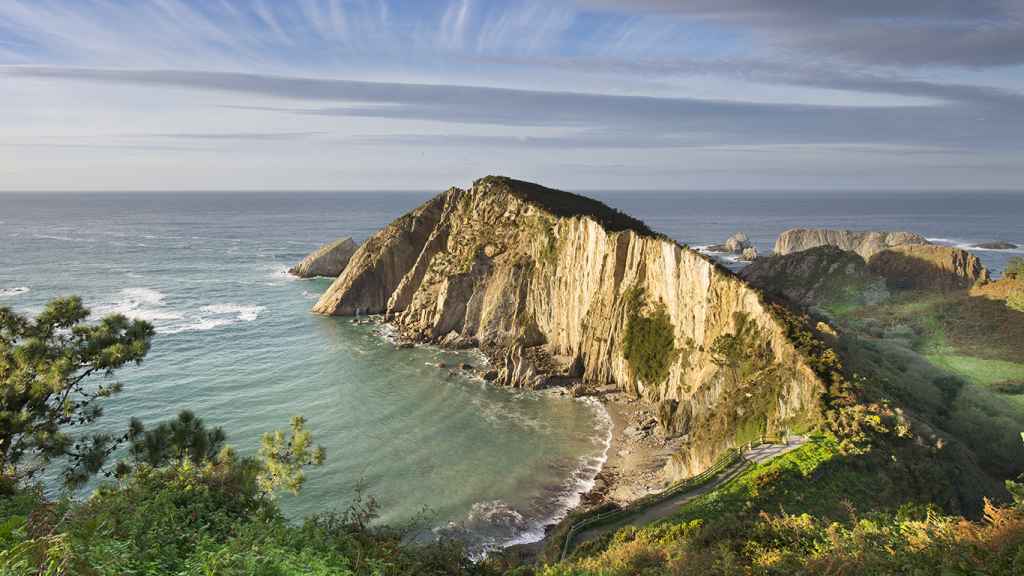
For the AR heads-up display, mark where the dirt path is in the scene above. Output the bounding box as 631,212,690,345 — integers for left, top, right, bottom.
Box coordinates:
565,437,807,558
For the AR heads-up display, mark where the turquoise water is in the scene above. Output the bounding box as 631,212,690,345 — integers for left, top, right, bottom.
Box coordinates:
1,190,1021,550
0,192,610,552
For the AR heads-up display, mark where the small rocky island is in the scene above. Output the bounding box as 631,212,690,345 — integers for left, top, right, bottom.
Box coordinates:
707,232,758,261
289,237,359,278
973,241,1018,250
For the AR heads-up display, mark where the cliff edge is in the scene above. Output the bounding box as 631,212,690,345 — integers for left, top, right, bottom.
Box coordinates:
314,176,826,477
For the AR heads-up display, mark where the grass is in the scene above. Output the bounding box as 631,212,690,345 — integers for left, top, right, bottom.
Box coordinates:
544,436,1024,575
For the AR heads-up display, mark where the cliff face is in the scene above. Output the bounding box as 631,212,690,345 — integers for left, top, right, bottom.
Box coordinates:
315,177,825,477
774,228,929,259
290,237,359,278
867,244,990,290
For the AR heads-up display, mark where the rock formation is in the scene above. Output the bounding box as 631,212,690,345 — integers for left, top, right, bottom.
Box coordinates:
774,228,929,260
741,246,889,309
867,244,990,290
314,176,825,478
743,243,990,307
289,237,359,278
708,232,752,254
973,241,1018,250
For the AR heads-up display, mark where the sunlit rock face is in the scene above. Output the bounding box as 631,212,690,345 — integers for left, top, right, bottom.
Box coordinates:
774,228,929,260
315,176,825,478
289,237,359,278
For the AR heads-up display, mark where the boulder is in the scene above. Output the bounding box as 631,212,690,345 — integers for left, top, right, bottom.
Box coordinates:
708,232,753,254
290,237,359,278
724,232,752,253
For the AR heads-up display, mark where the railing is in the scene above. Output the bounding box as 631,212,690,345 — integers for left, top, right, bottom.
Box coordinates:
559,447,744,561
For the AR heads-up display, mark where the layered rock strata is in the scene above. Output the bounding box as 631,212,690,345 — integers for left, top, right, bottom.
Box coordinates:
774,228,929,259
314,177,826,477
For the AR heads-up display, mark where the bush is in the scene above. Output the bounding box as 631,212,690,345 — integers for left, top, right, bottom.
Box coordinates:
1005,257,1024,280
1008,289,1024,312
622,287,679,394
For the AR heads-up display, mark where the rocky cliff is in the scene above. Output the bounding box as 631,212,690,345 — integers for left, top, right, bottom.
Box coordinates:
867,244,990,290
314,177,826,478
290,237,359,278
774,228,929,259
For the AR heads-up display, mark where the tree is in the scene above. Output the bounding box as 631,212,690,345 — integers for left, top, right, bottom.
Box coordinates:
257,415,326,496
0,297,153,486
126,409,226,467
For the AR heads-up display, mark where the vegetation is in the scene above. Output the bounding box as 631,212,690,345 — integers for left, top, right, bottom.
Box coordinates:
622,287,679,396
125,409,226,469
5,288,1024,574
1005,256,1024,280
544,436,1024,575
0,297,154,487
481,176,659,237
1009,288,1024,312
0,407,489,575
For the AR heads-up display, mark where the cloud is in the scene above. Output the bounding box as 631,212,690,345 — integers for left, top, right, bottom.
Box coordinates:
576,0,1024,68
139,131,325,141
7,66,1022,152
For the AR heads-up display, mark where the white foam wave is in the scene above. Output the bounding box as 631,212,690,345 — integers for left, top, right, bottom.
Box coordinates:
165,303,266,334
268,264,299,282
471,399,614,554
92,289,264,334
0,286,30,298
927,237,1023,254
94,288,183,323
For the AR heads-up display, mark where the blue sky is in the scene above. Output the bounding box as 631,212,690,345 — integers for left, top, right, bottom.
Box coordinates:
2,0,1023,191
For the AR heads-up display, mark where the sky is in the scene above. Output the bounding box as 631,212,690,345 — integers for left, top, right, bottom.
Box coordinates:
1,0,1023,191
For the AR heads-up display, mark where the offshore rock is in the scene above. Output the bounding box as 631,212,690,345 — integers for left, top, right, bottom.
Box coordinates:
289,237,359,278
708,232,752,254
314,176,825,478
973,241,1018,250
774,228,929,260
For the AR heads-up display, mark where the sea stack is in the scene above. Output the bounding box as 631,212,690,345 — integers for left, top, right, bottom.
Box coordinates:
289,237,359,278
313,176,827,478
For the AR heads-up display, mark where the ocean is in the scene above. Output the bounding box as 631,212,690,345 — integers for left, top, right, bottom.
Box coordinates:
1,189,1021,551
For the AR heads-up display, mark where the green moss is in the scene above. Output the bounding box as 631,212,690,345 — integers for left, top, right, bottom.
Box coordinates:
622,287,679,394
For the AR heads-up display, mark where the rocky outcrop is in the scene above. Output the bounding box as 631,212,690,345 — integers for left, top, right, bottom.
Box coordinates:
314,176,826,478
774,228,929,260
741,246,888,309
289,237,359,278
740,247,759,262
743,242,991,309
867,244,990,290
708,232,752,254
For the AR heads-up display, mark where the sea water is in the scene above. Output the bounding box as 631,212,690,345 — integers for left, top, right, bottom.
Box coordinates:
1,189,1021,551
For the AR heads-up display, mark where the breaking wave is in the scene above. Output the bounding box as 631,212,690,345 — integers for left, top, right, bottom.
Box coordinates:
92,288,264,334
0,286,30,298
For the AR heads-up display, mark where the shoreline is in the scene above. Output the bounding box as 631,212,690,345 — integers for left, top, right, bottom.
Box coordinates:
372,321,683,552
579,390,686,507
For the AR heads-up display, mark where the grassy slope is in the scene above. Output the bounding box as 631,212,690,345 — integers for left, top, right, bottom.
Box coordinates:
544,437,1024,575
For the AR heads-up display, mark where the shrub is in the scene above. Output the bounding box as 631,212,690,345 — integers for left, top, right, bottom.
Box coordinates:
622,287,679,394
1005,257,1024,280
1008,288,1024,312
